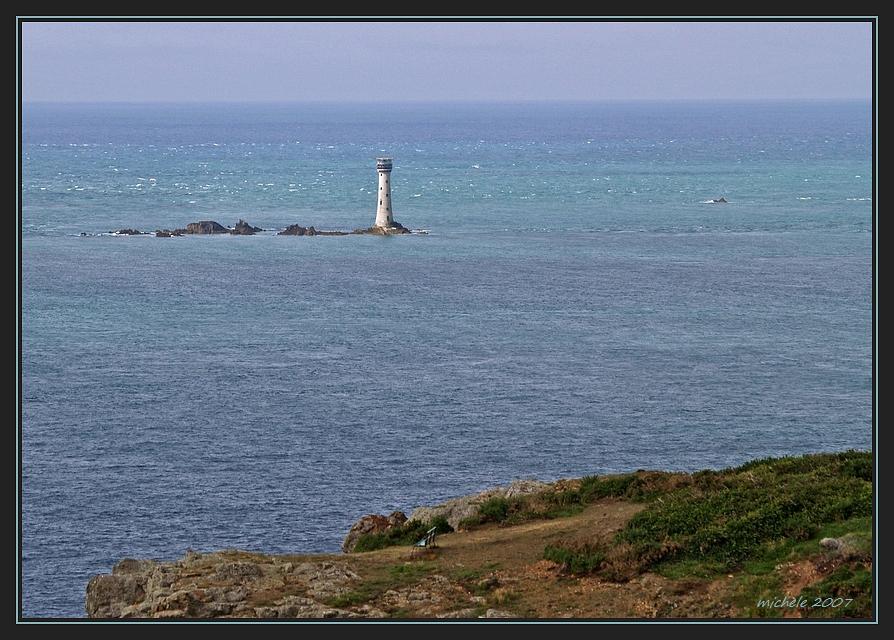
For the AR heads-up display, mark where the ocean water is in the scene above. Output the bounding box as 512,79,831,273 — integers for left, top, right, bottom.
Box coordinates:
21,102,872,617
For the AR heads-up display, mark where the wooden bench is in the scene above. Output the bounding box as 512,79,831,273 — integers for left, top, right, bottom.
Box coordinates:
415,526,438,549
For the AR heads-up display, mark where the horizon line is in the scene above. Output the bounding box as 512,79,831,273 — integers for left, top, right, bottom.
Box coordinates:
23,97,872,105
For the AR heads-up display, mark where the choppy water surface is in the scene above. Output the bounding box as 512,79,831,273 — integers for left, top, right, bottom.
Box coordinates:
22,101,872,616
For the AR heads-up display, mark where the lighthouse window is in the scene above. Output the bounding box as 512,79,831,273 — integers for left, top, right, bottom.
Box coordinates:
379,200,382,205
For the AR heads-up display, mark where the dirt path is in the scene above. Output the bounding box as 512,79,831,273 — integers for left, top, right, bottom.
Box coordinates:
438,499,643,567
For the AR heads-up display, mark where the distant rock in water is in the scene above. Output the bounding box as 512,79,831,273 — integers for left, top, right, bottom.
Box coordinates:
277,224,344,236
231,219,263,235
185,221,229,234
712,196,728,203
342,511,408,553
278,224,315,236
352,221,411,236
107,220,419,239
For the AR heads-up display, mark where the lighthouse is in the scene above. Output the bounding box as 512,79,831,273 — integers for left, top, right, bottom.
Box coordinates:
374,157,394,228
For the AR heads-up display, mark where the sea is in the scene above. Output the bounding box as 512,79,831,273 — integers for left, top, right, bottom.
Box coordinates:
21,101,873,617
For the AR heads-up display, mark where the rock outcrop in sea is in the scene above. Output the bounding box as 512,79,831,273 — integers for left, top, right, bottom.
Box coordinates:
231,219,263,235
278,224,319,236
155,229,185,237
99,219,422,238
352,220,411,235
185,220,230,234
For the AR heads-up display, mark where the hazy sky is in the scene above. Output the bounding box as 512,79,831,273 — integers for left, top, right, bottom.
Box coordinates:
21,21,872,102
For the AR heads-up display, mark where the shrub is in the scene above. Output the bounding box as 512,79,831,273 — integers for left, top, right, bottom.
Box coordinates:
578,474,636,501
544,543,606,574
542,451,873,583
352,516,453,552
477,497,511,523
615,452,872,573
799,565,872,619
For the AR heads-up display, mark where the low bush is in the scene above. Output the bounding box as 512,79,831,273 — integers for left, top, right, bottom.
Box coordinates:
352,516,453,553
544,543,606,574
544,451,872,585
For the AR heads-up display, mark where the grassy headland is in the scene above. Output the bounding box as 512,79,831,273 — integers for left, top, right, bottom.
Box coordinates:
345,451,872,618
87,451,873,619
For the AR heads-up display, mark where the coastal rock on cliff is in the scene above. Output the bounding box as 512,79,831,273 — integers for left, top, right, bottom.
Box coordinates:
185,220,229,234
342,511,408,552
409,480,549,530
85,551,371,619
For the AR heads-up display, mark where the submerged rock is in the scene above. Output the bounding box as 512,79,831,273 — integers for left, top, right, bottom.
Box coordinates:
314,229,350,236
712,196,728,203
111,229,144,235
185,220,229,234
154,229,184,238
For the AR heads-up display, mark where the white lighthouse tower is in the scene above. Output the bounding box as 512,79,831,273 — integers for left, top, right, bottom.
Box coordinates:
374,157,394,228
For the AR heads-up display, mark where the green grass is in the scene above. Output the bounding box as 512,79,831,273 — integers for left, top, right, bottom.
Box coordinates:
543,451,872,592
351,516,453,553
449,563,501,584
734,564,873,619
323,563,437,609
578,474,638,500
543,544,605,575
460,475,636,529
613,451,871,575
734,573,788,618
387,563,435,581
459,470,693,530
477,496,512,522
798,565,873,618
